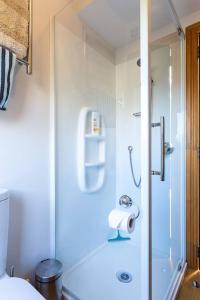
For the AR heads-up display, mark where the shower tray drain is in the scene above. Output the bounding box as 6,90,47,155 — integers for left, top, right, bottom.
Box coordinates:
116,271,132,283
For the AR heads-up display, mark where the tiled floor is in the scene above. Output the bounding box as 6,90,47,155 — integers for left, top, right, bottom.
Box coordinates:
177,269,200,299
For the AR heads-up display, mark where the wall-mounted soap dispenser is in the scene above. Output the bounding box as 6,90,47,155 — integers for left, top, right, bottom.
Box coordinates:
77,107,106,193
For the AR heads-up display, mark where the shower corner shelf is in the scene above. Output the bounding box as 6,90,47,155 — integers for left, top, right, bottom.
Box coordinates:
85,162,105,168
77,107,106,193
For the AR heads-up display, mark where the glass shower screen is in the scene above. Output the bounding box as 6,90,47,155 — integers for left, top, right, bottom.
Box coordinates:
54,0,144,299
150,1,185,299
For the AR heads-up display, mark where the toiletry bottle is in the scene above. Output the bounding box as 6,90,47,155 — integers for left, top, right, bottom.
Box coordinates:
91,111,101,135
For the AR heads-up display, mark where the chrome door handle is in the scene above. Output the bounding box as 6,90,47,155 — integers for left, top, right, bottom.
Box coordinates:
160,116,165,181
151,116,165,181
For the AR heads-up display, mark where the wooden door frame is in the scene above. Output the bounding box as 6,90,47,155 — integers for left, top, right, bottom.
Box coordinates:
186,22,200,270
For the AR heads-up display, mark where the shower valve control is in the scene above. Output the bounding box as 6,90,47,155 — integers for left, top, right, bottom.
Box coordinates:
119,195,133,208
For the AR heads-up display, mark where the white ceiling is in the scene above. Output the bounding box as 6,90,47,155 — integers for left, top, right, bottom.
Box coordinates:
79,0,200,48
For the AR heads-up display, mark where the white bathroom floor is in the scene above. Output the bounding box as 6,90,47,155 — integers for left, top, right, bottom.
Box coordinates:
63,241,179,300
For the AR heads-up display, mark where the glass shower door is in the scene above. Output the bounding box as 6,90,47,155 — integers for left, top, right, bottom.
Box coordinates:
151,37,185,299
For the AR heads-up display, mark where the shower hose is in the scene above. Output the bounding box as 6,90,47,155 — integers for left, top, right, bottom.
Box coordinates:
128,146,141,188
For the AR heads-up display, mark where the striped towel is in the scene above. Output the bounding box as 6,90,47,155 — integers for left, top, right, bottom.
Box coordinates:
0,46,16,111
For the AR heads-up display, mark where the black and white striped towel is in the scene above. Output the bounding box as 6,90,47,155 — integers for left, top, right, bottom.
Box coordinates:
0,46,16,111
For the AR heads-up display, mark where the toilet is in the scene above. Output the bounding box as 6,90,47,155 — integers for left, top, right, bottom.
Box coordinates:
0,188,44,300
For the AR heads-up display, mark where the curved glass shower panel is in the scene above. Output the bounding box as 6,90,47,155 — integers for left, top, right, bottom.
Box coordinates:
54,1,143,299
150,0,185,298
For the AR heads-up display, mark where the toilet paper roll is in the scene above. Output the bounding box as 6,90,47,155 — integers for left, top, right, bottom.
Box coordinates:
108,209,135,234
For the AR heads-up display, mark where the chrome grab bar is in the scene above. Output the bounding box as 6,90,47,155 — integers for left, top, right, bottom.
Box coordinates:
151,116,165,181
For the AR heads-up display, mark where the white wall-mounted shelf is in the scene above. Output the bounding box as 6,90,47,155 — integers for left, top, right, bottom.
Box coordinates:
85,162,105,168
77,107,106,193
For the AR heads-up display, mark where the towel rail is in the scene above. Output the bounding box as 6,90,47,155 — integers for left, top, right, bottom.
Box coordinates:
16,58,29,66
0,47,30,68
18,0,32,74
27,0,32,74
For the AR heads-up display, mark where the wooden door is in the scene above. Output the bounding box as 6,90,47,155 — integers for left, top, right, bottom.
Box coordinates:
186,22,200,269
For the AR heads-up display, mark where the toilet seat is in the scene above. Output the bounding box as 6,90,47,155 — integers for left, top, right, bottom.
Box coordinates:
0,276,45,300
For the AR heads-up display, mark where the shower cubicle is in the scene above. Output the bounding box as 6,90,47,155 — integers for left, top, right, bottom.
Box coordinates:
52,0,186,299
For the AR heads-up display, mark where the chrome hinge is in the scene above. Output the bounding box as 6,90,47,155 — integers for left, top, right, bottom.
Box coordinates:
151,171,161,176
177,263,182,272
151,122,161,128
10,265,15,277
197,246,200,258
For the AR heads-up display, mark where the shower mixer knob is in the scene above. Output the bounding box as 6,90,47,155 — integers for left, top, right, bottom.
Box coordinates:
119,195,133,208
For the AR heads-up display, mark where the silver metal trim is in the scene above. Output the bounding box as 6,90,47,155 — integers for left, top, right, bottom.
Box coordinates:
167,0,185,39
151,122,160,128
151,171,161,176
10,265,15,277
16,58,29,65
119,195,133,208
27,0,32,74
0,45,29,67
133,112,141,117
160,116,165,181
151,116,165,181
116,271,133,283
193,281,200,288
165,142,174,155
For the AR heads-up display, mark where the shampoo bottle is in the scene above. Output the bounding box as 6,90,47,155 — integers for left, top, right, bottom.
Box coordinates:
91,111,101,135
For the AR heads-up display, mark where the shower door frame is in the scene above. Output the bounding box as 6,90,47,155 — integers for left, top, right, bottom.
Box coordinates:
140,0,152,299
140,2,187,299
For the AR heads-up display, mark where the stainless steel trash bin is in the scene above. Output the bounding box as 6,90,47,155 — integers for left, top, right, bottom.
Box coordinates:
35,259,63,300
